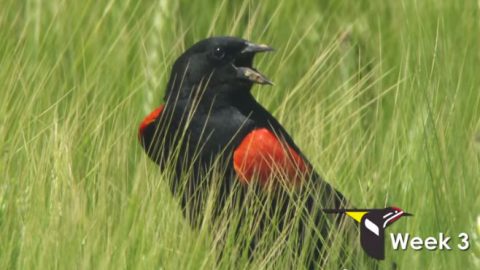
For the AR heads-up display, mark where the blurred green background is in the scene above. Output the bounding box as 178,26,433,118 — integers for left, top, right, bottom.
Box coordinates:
0,0,479,269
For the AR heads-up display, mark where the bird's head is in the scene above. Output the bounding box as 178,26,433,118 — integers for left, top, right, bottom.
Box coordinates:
382,206,413,228
165,36,273,100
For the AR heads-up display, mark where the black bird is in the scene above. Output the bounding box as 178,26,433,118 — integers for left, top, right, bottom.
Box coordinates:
138,36,347,266
324,207,412,260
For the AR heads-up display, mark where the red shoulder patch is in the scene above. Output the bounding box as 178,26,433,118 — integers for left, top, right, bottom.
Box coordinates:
138,105,164,137
233,128,311,187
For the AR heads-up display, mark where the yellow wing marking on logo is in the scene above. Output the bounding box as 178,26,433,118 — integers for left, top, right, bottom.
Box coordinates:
345,211,368,223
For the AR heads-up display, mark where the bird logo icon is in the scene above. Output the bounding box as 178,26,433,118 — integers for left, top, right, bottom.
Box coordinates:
324,206,413,260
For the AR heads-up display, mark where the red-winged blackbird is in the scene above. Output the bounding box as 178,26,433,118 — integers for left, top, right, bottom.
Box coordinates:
139,36,346,266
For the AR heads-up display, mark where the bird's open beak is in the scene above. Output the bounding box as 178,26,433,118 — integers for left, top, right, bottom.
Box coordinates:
234,42,274,85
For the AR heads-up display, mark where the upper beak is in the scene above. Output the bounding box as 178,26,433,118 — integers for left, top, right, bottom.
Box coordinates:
241,42,275,54
403,212,413,217
235,42,274,85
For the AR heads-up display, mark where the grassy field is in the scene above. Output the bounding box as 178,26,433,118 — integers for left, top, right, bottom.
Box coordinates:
1,0,479,269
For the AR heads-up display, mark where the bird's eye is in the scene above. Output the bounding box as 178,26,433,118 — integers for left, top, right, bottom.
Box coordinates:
213,47,225,60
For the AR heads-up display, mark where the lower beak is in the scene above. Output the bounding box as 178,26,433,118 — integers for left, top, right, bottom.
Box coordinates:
235,66,273,85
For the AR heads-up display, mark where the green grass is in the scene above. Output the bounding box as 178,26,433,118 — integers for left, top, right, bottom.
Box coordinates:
1,0,479,269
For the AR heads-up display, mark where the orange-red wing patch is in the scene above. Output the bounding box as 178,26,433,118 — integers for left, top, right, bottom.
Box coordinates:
138,105,164,137
233,128,311,187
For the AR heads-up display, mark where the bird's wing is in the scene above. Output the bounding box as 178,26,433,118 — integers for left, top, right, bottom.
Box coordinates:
138,105,165,160
234,101,347,207
138,105,164,137
233,128,312,187
360,216,386,260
